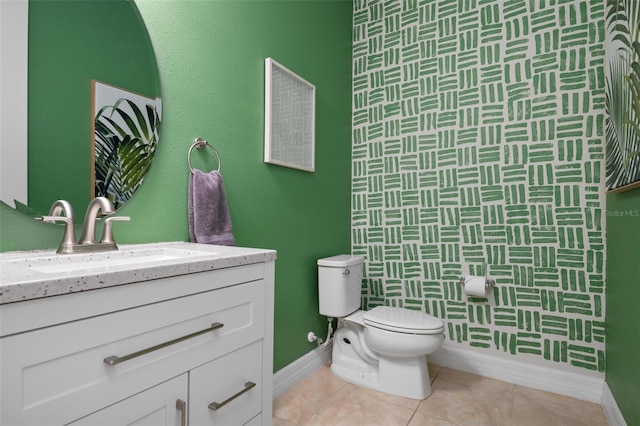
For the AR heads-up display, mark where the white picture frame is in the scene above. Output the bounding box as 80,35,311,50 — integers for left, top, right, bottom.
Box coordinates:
264,58,315,172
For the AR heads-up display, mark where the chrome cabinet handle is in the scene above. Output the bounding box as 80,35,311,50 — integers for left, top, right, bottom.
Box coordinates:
208,381,256,411
104,322,224,366
176,399,187,426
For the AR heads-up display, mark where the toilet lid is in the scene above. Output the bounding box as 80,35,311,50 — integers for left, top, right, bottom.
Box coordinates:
363,306,444,334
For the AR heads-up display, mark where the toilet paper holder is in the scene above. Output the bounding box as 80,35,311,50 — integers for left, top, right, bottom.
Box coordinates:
459,276,496,287
459,263,496,287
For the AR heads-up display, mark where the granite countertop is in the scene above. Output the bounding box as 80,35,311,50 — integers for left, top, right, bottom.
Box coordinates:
0,242,277,305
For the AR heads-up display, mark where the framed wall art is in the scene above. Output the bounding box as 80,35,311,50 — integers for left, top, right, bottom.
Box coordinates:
605,1,640,193
91,80,162,208
264,58,315,172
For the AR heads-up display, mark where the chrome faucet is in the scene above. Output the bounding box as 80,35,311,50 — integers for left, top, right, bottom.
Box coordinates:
78,197,116,244
40,197,129,254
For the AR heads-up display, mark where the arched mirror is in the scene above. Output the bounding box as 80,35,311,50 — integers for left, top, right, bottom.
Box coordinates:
0,0,161,221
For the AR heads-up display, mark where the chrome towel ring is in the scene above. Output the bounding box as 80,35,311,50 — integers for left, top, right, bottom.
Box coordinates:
188,137,221,173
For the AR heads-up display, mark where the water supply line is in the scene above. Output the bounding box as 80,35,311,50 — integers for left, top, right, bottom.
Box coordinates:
321,317,334,347
307,317,335,347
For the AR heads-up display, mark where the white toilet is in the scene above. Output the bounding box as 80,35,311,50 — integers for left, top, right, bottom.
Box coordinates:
318,254,445,399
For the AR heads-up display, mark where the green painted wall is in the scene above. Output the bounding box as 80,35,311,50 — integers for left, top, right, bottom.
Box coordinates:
28,0,160,216
0,0,353,372
605,192,640,425
351,0,606,374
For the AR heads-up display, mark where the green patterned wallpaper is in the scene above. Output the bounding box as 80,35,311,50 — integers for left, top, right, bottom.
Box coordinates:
351,0,606,373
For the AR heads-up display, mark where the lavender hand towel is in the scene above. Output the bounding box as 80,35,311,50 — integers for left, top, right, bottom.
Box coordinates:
188,170,235,246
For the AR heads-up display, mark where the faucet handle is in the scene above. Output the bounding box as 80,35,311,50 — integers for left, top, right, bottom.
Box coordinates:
39,216,73,225
38,216,78,254
101,216,130,245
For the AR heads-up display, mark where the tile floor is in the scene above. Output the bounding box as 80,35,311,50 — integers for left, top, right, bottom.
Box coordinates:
273,363,609,426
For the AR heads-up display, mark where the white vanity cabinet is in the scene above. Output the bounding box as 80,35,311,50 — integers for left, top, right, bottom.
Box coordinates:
0,243,275,426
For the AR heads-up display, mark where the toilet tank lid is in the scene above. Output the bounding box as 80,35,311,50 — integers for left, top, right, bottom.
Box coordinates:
317,254,364,267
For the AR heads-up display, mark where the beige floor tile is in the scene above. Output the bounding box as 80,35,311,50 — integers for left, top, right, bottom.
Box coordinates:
272,392,316,425
273,364,348,425
512,385,608,426
303,383,415,426
417,378,515,426
435,367,517,393
273,364,609,426
352,382,423,411
408,412,457,426
272,416,299,426
428,363,441,383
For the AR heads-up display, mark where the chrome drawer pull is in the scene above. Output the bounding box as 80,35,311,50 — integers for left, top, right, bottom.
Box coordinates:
176,399,187,426
103,322,224,366
208,381,256,411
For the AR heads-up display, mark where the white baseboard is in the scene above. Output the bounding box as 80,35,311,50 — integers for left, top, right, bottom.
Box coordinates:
429,345,604,403
273,342,332,399
601,382,628,426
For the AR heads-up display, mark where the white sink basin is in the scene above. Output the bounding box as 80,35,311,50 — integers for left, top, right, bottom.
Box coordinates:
28,248,213,274
3,246,216,275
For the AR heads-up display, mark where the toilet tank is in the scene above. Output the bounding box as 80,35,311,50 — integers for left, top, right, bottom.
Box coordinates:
317,255,364,318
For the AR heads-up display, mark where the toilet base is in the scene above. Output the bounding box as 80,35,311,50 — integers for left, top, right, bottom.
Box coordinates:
330,327,433,400
378,355,432,399
331,353,433,399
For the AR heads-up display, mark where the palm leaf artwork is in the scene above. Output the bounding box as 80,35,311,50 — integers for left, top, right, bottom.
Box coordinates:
606,0,640,191
94,97,161,208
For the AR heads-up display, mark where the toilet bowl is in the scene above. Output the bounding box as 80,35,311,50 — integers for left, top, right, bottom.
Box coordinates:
363,306,445,357
331,306,444,399
318,255,445,399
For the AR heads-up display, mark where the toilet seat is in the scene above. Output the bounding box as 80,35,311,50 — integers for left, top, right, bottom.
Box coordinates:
363,306,444,334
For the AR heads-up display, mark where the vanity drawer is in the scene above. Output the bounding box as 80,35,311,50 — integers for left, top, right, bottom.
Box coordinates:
0,279,266,426
188,340,263,426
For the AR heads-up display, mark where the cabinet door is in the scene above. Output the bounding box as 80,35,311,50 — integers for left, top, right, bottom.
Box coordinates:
189,340,263,426
68,374,188,426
